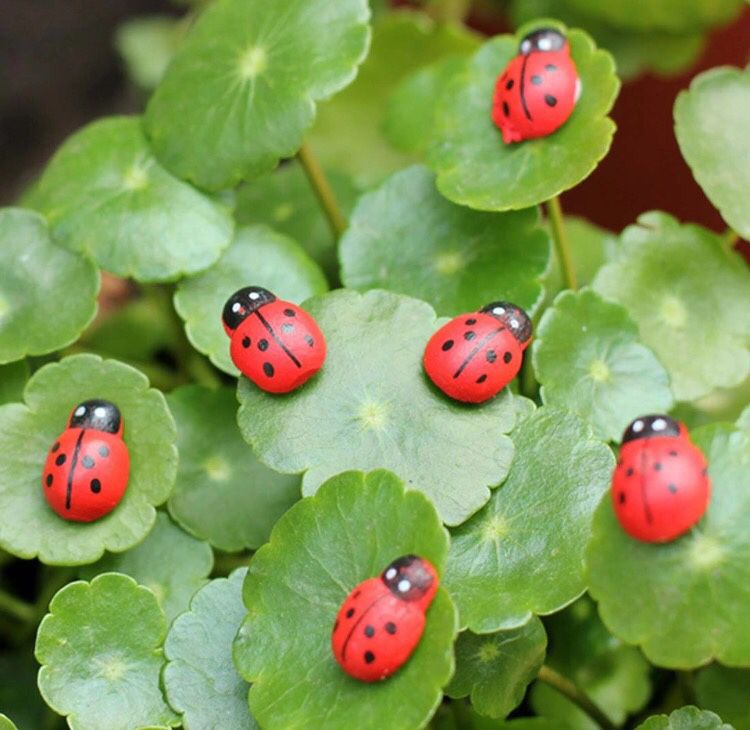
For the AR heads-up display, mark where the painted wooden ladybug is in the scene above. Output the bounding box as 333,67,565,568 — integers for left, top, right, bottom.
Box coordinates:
423,301,532,404
331,555,438,682
492,28,581,144
612,414,711,543
42,400,130,523
222,286,326,394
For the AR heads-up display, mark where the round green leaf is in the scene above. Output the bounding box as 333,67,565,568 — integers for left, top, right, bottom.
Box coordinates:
592,211,750,401
35,573,179,730
445,406,614,632
339,165,551,317
233,470,457,730
144,0,371,190
446,616,547,719
174,225,328,376
237,289,517,526
675,65,750,240
0,716,16,730
696,665,750,730
587,423,750,668
637,706,732,730
0,354,177,565
428,26,620,211
0,360,29,406
533,288,674,442
27,116,233,282
164,568,256,730
167,385,300,552
0,208,99,364
80,512,213,623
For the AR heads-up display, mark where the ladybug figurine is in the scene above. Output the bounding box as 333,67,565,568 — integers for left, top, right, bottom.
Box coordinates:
222,286,326,394
612,414,711,543
332,555,438,682
42,400,130,523
423,301,532,404
492,27,581,144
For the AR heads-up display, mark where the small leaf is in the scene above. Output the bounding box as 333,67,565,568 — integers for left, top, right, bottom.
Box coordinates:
27,116,234,283
174,225,327,376
533,288,674,442
675,65,750,239
446,616,547,719
0,360,29,406
35,573,179,730
167,385,300,552
0,354,177,565
428,25,620,211
237,289,516,526
445,406,614,632
339,165,551,317
233,470,457,730
80,512,214,622
0,208,99,364
587,423,750,668
164,568,257,730
592,212,750,401
636,706,732,730
696,664,750,730
144,0,371,190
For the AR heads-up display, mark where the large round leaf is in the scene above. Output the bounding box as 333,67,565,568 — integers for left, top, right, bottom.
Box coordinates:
428,25,620,211
233,470,457,730
636,706,732,730
0,208,98,364
339,165,551,317
696,665,750,730
144,0,371,190
0,360,29,406
237,289,517,526
174,225,327,376
592,212,750,402
445,406,613,632
587,423,750,668
0,354,177,565
167,385,300,552
675,65,750,240
35,573,179,730
533,289,674,442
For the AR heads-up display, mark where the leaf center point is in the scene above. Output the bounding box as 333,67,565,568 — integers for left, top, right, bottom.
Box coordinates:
123,163,149,191
588,358,612,383
475,641,501,663
357,401,389,431
689,533,725,570
481,514,509,542
434,251,464,275
203,454,231,481
659,295,688,329
239,46,268,80
96,654,128,682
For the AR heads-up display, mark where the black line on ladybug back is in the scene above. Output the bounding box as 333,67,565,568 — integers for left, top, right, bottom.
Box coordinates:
519,54,533,121
639,448,654,525
65,430,86,511
254,310,302,368
340,593,390,661
453,327,505,379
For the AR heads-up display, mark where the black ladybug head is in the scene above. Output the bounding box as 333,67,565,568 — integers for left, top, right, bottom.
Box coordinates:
68,400,122,434
519,28,566,55
480,301,533,348
622,414,682,444
381,555,435,603
222,286,276,333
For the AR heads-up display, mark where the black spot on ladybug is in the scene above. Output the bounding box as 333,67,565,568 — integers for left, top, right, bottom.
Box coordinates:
545,95,558,107
442,340,454,352
99,445,109,457
284,308,296,317
364,625,375,638
702,467,708,476
466,318,477,326
476,374,488,384
385,622,397,635
626,468,634,477
669,450,679,457
52,442,60,452
46,474,53,487
503,351,512,364
242,337,251,349
486,350,497,363
364,651,375,664
90,479,101,493
654,463,662,471
531,75,542,85
546,64,557,72
346,608,355,618
305,335,315,347
668,483,678,494
55,454,66,466
263,362,274,378
506,79,514,90
464,331,476,341
618,492,626,504
82,456,95,469
258,339,269,351
281,323,294,333
502,101,510,117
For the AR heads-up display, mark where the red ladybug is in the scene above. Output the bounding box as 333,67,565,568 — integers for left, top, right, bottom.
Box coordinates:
42,400,130,523
222,286,326,394
612,415,711,543
492,28,581,144
423,301,532,404
331,555,438,682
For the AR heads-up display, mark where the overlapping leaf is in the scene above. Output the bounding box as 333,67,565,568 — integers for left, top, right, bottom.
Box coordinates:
636,706,731,730
696,665,750,730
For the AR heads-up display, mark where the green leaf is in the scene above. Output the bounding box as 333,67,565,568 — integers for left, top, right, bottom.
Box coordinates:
167,385,300,552
428,25,620,211
587,423,750,668
675,65,750,240
339,165,551,317
164,568,256,730
237,289,517,526
27,116,233,283
696,664,750,730
533,288,674,442
0,360,29,406
0,354,177,565
174,225,327,376
592,212,750,401
233,470,457,730
446,616,547,719
0,208,99,363
445,406,614,632
80,512,214,622
0,716,16,730
636,706,732,730
144,0,371,190
35,573,179,730
491,720,569,730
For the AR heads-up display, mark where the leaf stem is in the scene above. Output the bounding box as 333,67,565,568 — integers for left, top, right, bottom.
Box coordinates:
547,196,578,291
0,588,35,624
297,142,347,239
537,664,616,730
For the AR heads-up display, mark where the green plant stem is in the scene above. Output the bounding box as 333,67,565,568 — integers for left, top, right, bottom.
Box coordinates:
547,196,578,291
0,588,35,624
297,142,347,239
538,664,616,730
